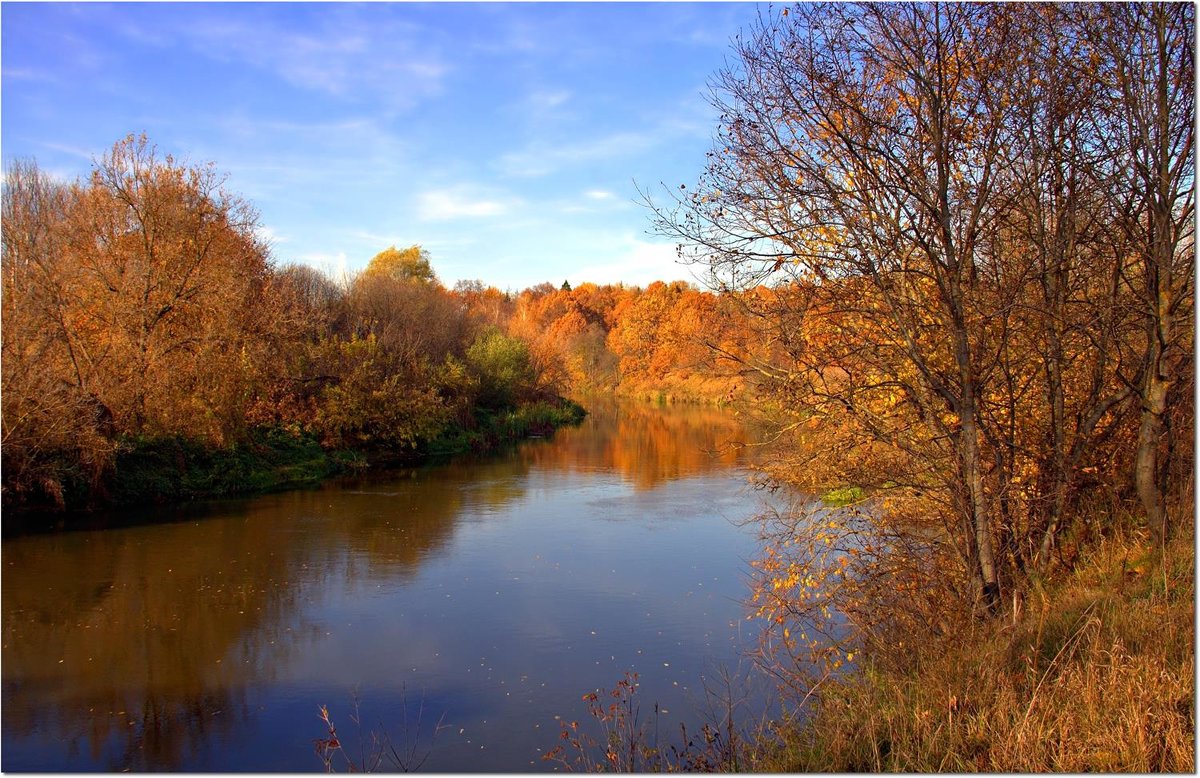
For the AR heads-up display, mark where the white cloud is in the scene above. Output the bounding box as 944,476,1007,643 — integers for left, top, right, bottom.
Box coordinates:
584,189,616,200
255,225,289,245
294,250,350,280
417,187,516,221
347,230,480,253
570,235,696,288
348,229,413,247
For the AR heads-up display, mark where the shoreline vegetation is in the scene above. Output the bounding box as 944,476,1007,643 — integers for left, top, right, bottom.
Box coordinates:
4,397,587,529
755,521,1194,772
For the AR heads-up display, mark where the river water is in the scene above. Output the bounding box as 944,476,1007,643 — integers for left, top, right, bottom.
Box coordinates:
2,400,777,771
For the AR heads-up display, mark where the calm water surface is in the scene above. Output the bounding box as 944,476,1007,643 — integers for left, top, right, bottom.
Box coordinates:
2,401,777,771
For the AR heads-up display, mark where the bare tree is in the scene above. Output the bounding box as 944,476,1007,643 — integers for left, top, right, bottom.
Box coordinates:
653,3,1028,611
1086,3,1195,547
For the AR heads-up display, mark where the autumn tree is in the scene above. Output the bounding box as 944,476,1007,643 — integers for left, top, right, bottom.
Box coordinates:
1084,3,1195,546
362,244,437,285
656,3,1030,611
2,136,278,506
651,2,1193,651
452,279,514,330
75,134,274,441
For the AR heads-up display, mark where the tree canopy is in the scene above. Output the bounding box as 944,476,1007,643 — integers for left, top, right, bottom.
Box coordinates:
362,245,437,284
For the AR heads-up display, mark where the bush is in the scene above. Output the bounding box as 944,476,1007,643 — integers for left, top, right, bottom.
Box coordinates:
466,327,537,410
313,334,449,450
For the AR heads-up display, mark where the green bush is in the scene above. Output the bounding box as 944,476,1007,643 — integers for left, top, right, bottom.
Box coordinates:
465,327,537,410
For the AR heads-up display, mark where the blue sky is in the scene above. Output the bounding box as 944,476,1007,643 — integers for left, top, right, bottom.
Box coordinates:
2,2,763,290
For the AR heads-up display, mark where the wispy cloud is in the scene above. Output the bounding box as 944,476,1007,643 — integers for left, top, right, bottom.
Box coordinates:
37,141,97,162
116,6,450,114
555,188,631,215
496,131,656,178
417,186,519,222
186,114,415,201
495,88,716,180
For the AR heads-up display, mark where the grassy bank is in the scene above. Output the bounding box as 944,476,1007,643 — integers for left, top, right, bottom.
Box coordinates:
6,398,586,526
106,427,364,507
759,527,1195,772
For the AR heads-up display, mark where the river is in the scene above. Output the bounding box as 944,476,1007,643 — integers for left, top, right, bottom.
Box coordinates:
2,400,778,771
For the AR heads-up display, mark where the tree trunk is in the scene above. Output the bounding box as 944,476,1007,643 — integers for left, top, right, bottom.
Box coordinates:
953,319,1001,614
1136,368,1170,546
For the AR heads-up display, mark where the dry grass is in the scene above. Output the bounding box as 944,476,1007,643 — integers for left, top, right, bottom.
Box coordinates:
762,528,1195,772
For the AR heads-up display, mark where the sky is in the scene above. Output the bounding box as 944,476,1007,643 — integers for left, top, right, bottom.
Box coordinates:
2,2,765,290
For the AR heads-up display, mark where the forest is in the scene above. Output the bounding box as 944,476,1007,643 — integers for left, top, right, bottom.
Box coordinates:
0,134,755,516
1,1,1194,771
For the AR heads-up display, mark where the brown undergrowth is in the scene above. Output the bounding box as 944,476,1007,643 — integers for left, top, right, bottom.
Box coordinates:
760,525,1195,772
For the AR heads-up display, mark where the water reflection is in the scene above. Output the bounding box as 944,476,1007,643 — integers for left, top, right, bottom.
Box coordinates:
522,398,748,487
2,400,764,771
3,520,295,769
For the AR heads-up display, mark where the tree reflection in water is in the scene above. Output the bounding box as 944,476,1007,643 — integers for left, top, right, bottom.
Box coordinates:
2,400,761,770
521,398,747,488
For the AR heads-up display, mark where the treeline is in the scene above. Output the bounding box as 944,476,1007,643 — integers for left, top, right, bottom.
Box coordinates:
0,134,752,514
0,136,541,513
497,276,745,401
648,0,1194,692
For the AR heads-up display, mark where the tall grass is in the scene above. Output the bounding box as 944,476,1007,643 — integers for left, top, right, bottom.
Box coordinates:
761,527,1195,772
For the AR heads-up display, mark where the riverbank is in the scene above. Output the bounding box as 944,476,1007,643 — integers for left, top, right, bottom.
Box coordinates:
612,376,742,406
756,526,1195,772
4,398,585,531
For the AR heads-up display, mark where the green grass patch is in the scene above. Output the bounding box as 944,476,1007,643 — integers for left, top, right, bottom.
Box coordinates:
822,485,866,506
